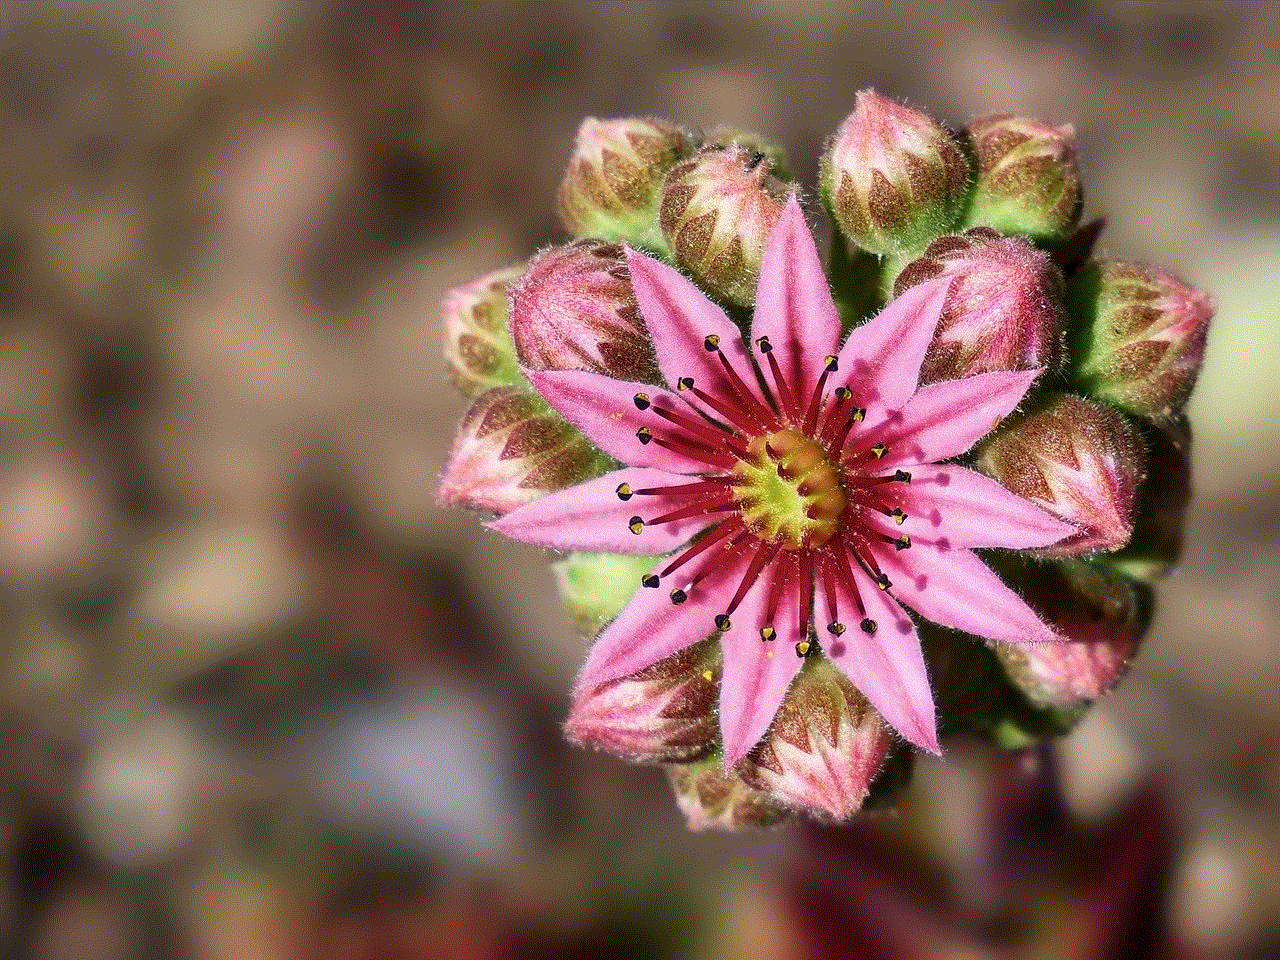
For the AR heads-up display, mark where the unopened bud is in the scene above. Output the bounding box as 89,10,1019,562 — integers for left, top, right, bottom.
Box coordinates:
996,561,1152,709
1067,260,1214,421
659,145,790,306
557,116,693,250
437,386,608,514
894,227,1066,383
441,266,523,397
737,660,892,821
974,393,1147,556
566,641,720,763
510,240,658,381
963,115,1081,242
667,756,788,831
1104,418,1192,581
821,90,970,256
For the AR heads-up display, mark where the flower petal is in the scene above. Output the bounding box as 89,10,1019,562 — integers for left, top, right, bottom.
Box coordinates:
878,543,1060,646
832,276,952,410
528,368,717,474
751,195,843,402
825,563,939,754
624,248,767,414
577,545,750,690
875,368,1040,467
866,464,1078,550
718,558,805,769
488,467,714,554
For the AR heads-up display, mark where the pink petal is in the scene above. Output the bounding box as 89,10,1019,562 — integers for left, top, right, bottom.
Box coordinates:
624,248,766,413
832,276,952,411
877,543,1060,646
866,465,1078,550
487,467,714,554
529,368,713,474
718,559,805,768
751,195,843,401
825,562,939,754
577,547,749,690
874,368,1040,467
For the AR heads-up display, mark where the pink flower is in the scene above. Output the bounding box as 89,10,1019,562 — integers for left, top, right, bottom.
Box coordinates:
490,197,1075,764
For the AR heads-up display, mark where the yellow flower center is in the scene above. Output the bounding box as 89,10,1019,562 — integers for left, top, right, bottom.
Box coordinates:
732,429,846,550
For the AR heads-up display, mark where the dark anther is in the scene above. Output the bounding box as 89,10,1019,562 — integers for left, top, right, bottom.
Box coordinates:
870,443,887,459
616,483,633,501
636,427,652,445
704,334,721,351
755,336,773,354
834,386,852,400
633,392,651,410
715,614,732,632
629,516,645,535
890,507,907,525
894,469,911,483
677,377,694,391
642,574,660,588
760,625,776,641
860,618,878,634
824,355,838,372
894,535,911,551
875,574,892,591
827,621,846,636
794,640,812,657
670,588,688,605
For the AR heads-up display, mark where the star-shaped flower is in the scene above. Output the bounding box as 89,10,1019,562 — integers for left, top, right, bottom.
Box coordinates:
491,196,1075,765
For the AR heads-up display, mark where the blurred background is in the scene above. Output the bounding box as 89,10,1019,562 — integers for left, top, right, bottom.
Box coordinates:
1,1,1278,957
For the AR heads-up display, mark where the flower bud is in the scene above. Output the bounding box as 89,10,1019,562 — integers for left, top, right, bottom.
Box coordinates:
437,386,607,514
1066,260,1214,421
820,90,970,256
894,227,1066,383
1104,418,1192,581
667,756,788,831
566,640,720,763
737,660,893,821
441,265,523,397
974,393,1147,556
509,240,658,381
557,116,693,250
996,561,1152,709
659,145,790,306
963,115,1081,242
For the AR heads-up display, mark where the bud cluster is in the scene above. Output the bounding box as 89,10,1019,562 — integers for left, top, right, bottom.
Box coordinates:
437,94,1211,829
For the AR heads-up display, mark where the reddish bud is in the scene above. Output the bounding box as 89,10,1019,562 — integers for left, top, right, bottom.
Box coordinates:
566,640,720,763
821,90,970,256
667,756,789,831
437,386,607,514
659,145,790,306
441,265,523,397
738,660,893,821
557,116,693,249
509,240,658,381
894,227,1066,383
1067,260,1214,421
997,561,1152,709
974,393,1147,557
964,115,1081,242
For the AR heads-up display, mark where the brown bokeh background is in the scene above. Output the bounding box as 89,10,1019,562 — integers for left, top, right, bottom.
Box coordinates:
1,2,1278,958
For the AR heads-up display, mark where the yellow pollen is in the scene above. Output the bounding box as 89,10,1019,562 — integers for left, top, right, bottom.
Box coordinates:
732,428,846,550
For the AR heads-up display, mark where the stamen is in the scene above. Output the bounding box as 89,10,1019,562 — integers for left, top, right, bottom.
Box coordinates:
797,550,814,637
649,403,748,456
761,345,797,421
880,533,911,551
645,432,737,469
686,384,758,435
713,346,778,427
634,480,736,499
802,356,839,433
722,539,782,617
641,574,660,588
659,517,746,578
828,403,868,453
670,588,688,604
647,497,737,527
820,551,841,629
